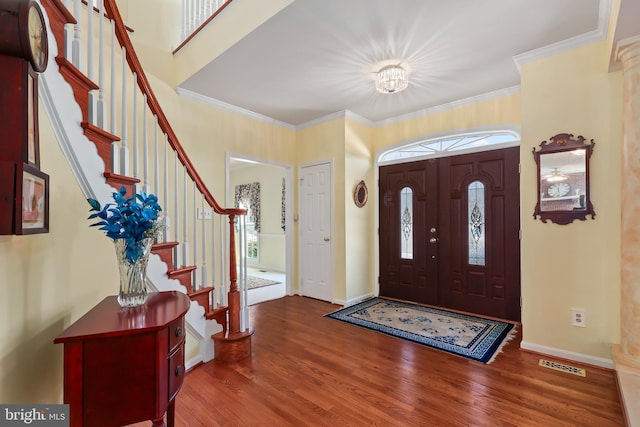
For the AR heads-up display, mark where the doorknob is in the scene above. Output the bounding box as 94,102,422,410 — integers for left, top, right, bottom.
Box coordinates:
429,237,438,243
324,237,330,242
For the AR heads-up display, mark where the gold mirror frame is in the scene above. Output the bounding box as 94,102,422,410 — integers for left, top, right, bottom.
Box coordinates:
533,133,596,225
354,180,368,208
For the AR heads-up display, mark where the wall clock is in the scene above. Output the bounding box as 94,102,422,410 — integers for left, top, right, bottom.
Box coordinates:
0,0,49,235
547,182,570,198
0,0,49,72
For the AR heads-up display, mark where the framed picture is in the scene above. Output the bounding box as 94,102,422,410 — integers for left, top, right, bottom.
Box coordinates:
15,163,49,234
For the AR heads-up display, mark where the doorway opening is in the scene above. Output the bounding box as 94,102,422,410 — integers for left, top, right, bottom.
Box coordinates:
227,154,293,305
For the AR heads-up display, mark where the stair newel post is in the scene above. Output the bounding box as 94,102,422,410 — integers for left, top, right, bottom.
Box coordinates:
238,213,248,331
228,214,240,334
109,19,119,173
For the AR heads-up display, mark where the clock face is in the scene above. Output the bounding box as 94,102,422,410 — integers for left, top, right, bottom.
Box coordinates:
27,5,47,72
547,182,571,198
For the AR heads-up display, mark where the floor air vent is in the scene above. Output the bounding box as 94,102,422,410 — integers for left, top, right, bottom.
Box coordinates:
538,359,586,377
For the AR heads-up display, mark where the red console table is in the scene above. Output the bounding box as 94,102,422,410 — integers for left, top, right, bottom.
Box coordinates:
54,291,191,427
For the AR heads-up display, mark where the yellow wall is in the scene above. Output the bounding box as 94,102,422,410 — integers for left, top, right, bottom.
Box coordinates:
520,41,622,358
0,109,118,403
296,118,346,299
345,119,374,301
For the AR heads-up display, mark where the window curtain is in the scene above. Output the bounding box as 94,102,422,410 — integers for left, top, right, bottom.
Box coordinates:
234,182,261,232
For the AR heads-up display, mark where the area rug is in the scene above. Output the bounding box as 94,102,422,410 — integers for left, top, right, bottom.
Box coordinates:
246,276,281,290
325,297,516,364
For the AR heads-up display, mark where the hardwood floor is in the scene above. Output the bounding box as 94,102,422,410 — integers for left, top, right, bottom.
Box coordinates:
133,296,624,426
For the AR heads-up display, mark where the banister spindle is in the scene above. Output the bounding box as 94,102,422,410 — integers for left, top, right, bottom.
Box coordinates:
163,133,169,243
132,73,139,189
211,211,218,307
182,166,189,268
71,0,82,68
109,19,119,173
142,95,149,194
87,0,96,124
174,149,180,268
153,115,159,194
201,194,208,291
219,216,226,306
192,180,198,291
96,0,107,129
120,47,129,175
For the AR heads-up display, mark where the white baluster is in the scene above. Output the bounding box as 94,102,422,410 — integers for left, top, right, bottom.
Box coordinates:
182,167,189,267
63,1,73,59
153,115,159,194
193,180,198,291
87,0,97,125
108,20,119,173
132,73,139,191
201,194,208,289
119,47,129,175
72,0,82,69
174,150,180,268
142,95,149,195
181,1,187,42
211,210,217,307
163,133,169,243
219,217,226,306
96,0,107,129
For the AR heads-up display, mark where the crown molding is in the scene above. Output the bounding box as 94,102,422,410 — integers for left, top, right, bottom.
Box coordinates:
372,85,521,128
176,87,297,131
513,0,610,72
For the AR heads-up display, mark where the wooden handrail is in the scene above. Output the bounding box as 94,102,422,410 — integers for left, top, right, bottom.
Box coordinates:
103,0,244,217
172,0,234,55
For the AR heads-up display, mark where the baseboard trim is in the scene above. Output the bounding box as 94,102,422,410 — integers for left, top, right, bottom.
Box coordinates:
333,293,375,307
520,341,613,369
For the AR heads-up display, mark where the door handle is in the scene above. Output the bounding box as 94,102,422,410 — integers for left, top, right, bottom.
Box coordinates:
324,237,330,242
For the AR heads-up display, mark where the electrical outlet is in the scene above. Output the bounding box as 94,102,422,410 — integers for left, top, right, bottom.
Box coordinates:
571,309,586,327
197,207,213,220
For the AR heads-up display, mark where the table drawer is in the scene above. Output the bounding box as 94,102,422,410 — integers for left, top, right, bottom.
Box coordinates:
168,319,185,352
168,344,185,401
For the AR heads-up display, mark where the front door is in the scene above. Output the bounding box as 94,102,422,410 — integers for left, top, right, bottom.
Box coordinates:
379,147,521,321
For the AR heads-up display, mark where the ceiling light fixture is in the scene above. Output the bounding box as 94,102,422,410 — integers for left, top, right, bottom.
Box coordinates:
376,65,408,94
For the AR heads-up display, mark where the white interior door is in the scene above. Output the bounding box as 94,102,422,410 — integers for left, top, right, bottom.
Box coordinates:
299,162,333,302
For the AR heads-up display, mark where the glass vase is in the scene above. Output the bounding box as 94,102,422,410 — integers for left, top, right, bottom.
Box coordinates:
114,237,154,308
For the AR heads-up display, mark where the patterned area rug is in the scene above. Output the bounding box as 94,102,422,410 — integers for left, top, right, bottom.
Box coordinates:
247,276,281,290
325,297,516,364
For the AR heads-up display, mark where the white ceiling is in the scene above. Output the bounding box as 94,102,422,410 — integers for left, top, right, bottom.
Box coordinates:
177,0,627,128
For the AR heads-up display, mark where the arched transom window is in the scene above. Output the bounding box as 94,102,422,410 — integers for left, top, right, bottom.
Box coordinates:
379,130,519,164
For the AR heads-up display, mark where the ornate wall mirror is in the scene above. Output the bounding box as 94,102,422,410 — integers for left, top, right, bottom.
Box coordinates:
533,133,595,224
354,180,368,208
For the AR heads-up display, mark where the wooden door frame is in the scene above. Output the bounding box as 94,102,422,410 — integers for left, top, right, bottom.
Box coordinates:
374,128,521,316
226,152,295,296
298,159,334,301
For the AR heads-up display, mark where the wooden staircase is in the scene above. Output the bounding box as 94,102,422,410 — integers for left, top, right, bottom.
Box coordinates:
40,0,252,362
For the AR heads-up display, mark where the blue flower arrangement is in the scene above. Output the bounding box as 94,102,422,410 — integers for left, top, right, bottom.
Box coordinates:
87,186,163,263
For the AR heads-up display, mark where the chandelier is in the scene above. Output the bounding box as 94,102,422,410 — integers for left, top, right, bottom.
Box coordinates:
375,65,408,94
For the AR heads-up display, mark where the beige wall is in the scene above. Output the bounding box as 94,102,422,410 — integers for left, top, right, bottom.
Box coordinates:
1,1,627,407
0,109,118,404
345,119,374,301
520,41,623,358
